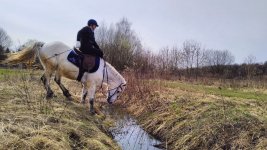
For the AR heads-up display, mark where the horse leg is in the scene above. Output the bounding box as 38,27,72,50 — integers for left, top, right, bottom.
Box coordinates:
87,82,96,114
41,72,54,99
54,72,72,100
81,83,88,104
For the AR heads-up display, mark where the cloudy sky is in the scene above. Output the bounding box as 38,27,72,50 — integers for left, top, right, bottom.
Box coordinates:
0,0,266,63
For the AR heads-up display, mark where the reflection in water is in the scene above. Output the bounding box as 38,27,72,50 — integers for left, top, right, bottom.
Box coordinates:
105,105,162,150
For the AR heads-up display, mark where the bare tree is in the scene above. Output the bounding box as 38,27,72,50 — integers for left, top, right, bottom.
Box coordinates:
0,27,12,52
244,54,256,65
95,18,142,71
205,49,234,67
244,54,257,80
181,40,202,78
158,47,171,72
0,27,12,60
133,48,157,74
182,41,193,78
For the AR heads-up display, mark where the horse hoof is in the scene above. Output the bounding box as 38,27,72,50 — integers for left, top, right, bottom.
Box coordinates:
90,110,96,115
67,96,73,101
46,92,55,100
80,100,86,105
46,95,53,100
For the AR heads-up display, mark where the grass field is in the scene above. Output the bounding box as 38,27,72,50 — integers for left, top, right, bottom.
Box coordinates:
121,72,267,149
1,68,266,149
163,80,267,101
0,69,119,150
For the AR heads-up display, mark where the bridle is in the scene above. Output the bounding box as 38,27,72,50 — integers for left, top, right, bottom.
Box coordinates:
106,83,125,103
101,61,126,104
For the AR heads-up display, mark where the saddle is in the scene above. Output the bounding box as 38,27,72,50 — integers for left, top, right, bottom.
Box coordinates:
67,48,100,81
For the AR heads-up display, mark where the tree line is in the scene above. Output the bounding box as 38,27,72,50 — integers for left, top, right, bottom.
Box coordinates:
0,27,12,60
94,18,267,80
1,18,266,80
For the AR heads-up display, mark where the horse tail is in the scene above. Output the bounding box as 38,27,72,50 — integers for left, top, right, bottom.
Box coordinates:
1,42,44,65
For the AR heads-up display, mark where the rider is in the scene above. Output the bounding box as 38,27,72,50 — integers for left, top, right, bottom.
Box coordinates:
76,19,103,58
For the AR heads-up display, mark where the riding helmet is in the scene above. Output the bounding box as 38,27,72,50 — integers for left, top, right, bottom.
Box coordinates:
88,19,99,27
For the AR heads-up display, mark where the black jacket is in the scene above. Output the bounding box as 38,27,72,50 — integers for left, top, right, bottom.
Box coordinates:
77,26,103,57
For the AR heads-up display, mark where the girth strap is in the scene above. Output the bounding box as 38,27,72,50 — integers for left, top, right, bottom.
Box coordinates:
77,69,85,81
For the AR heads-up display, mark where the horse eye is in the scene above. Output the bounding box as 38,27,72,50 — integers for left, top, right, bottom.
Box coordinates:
117,91,120,93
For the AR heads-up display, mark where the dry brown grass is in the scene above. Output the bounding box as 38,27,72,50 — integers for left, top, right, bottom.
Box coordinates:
120,70,267,150
1,68,267,149
0,69,120,150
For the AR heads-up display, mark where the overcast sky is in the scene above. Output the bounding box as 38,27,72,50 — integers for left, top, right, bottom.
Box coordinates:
0,0,266,63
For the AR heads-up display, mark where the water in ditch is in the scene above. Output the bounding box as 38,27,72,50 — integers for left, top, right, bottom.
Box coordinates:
104,105,162,150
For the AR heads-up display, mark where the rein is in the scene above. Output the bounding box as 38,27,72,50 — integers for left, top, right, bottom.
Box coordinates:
107,83,124,102
100,61,125,103
44,49,71,61
100,61,107,89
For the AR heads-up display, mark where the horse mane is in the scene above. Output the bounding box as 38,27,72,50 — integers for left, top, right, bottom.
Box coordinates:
105,62,126,84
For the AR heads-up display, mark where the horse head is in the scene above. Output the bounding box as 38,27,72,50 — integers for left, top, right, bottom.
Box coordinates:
104,62,127,104
107,82,127,104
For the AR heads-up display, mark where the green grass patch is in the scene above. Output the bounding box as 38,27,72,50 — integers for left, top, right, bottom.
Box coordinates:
0,68,24,75
163,80,267,101
0,68,31,80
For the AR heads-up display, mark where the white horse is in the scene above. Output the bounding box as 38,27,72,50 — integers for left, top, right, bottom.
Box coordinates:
3,41,127,114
